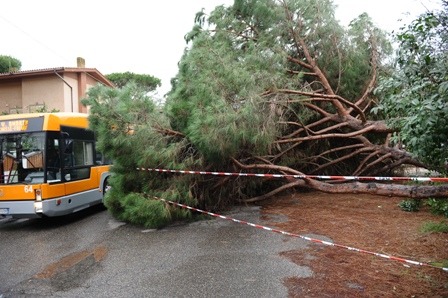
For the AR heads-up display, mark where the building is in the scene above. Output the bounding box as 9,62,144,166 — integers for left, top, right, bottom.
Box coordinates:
0,58,114,114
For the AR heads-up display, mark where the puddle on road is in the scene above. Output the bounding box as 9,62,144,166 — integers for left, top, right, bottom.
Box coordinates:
36,246,107,279
7,247,108,296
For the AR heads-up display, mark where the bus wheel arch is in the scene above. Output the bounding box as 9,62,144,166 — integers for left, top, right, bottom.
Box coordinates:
101,174,112,205
103,178,111,196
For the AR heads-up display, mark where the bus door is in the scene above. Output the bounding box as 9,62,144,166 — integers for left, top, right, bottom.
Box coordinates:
44,136,65,199
59,134,98,196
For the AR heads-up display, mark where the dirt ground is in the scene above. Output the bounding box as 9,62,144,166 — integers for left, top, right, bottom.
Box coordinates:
260,191,448,297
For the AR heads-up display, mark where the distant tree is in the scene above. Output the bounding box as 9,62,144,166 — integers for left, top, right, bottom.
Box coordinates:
0,55,22,73
375,1,448,171
105,72,161,93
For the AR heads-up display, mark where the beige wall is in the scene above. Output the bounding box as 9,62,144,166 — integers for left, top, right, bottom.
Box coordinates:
22,76,65,113
0,81,22,113
0,72,101,114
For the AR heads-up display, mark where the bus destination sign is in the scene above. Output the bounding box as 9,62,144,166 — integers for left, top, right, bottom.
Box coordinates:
0,120,29,132
0,117,44,134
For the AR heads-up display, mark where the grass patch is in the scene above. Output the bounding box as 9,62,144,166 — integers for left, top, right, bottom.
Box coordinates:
420,220,448,233
428,260,448,269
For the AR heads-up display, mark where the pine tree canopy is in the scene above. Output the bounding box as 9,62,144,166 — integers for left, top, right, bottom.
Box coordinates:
82,0,448,228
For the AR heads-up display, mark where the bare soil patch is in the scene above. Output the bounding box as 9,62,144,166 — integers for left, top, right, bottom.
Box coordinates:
260,191,448,297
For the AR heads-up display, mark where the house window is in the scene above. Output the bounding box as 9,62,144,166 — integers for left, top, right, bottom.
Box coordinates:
9,107,23,114
28,103,45,113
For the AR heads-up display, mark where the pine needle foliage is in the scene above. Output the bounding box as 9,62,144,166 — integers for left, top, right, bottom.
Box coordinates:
82,83,202,228
167,0,391,173
82,0,397,227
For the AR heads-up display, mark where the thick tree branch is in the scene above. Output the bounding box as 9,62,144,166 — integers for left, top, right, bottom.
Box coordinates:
287,56,312,70
287,69,317,76
275,125,378,144
353,151,391,176
273,89,367,123
350,34,378,114
308,147,375,174
282,116,333,139
309,144,365,163
240,180,306,203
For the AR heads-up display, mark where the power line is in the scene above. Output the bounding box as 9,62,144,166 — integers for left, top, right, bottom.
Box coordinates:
0,14,70,64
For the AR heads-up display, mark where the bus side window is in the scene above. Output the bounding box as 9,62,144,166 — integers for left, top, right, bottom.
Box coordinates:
96,152,103,165
47,139,60,168
63,139,75,167
62,140,94,181
64,154,74,167
73,141,93,166
95,152,112,165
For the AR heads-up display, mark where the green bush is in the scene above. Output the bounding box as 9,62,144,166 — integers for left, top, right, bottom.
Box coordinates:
398,197,448,217
425,198,448,218
398,198,422,212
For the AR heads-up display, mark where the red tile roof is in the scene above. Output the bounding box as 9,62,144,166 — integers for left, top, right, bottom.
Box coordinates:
0,67,114,87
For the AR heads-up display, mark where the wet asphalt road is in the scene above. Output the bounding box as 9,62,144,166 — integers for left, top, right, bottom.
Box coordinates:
0,204,316,297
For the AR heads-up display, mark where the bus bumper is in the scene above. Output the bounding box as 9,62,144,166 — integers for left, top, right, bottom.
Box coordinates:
0,189,103,218
0,200,42,218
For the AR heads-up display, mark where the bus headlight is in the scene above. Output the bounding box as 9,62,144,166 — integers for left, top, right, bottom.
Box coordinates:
35,189,42,201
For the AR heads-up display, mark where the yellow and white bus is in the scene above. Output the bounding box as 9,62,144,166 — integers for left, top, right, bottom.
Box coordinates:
0,113,111,218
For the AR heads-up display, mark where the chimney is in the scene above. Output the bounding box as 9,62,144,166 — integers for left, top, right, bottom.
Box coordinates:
77,57,85,68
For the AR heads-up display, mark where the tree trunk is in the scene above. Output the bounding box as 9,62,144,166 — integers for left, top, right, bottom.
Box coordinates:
233,159,448,202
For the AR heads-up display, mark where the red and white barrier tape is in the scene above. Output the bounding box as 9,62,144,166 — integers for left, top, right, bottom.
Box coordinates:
136,167,448,182
147,195,447,272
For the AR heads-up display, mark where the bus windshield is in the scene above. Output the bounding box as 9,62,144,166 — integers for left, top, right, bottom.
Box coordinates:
0,132,46,184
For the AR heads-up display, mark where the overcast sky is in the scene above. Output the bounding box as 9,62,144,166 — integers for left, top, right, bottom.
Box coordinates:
0,0,442,97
